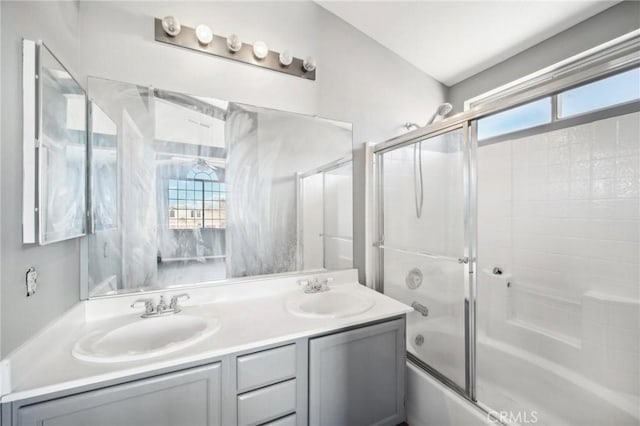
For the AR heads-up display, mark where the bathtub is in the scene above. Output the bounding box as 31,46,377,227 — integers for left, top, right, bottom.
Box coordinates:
406,318,640,426
407,361,492,426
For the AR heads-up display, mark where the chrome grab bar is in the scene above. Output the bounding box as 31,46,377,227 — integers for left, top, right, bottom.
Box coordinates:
374,241,468,264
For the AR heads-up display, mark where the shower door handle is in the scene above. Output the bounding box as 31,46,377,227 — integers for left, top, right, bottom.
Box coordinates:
374,243,466,264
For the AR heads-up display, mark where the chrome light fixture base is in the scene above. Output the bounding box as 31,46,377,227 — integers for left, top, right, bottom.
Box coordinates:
154,18,316,80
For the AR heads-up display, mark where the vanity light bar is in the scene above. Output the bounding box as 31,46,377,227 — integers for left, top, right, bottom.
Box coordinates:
154,18,316,81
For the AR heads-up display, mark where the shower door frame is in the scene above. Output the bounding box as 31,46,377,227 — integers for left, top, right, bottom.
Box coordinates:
371,29,640,405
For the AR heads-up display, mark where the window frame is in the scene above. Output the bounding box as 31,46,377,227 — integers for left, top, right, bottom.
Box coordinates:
167,177,226,230
477,65,640,144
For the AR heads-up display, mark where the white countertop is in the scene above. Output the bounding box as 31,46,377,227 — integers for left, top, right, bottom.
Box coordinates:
0,270,411,403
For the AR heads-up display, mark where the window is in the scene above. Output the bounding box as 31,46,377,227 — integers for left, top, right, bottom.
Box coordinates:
477,98,552,140
167,164,226,230
559,68,640,118
477,66,640,141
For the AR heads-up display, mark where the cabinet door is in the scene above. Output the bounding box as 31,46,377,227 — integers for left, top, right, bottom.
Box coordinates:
309,318,405,426
17,363,222,426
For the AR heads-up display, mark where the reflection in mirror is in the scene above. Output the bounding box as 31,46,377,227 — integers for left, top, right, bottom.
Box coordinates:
23,41,87,244
40,45,87,243
86,77,353,297
88,102,118,232
300,159,353,271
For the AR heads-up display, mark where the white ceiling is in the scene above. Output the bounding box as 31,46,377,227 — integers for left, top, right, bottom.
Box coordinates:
317,1,619,86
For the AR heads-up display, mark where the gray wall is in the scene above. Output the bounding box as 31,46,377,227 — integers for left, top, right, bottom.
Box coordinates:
449,1,640,112
314,7,447,288
1,1,445,356
1,2,83,357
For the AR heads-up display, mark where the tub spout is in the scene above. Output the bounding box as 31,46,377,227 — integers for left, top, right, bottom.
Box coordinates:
411,301,429,317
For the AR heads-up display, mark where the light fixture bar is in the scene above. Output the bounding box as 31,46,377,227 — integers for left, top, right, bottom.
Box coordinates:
154,18,316,81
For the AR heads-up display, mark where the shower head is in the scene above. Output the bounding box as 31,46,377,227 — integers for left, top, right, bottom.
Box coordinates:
437,102,453,116
404,102,453,132
426,102,453,125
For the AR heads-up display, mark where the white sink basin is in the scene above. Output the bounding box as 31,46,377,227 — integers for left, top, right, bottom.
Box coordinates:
72,314,220,363
286,289,374,319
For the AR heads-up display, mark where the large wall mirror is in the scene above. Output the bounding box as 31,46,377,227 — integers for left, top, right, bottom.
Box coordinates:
85,77,353,297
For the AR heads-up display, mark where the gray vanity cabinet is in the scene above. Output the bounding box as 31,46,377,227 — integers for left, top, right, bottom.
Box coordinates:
15,363,222,426
3,317,406,426
308,318,405,426
235,343,302,426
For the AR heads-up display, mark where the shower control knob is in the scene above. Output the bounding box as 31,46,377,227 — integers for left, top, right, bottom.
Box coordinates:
405,268,423,289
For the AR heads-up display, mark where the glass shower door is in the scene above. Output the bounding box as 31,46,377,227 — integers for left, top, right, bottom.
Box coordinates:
376,126,471,392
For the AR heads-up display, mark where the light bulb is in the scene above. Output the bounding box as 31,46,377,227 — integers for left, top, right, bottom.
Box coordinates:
195,24,213,45
279,50,293,67
226,34,242,52
303,56,316,72
253,41,269,60
161,16,181,37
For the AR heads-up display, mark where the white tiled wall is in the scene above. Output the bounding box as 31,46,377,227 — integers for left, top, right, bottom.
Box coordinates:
478,111,640,396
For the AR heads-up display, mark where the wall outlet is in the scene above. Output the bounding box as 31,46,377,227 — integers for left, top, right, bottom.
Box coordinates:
26,266,38,296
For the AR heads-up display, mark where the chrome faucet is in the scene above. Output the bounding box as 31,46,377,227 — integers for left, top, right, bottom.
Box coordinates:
411,301,429,317
298,276,333,294
156,295,168,315
131,293,190,318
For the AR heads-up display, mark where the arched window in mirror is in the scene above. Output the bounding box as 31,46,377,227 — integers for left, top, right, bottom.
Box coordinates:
167,161,226,230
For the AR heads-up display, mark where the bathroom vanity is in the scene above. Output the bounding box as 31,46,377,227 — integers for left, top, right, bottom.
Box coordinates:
0,271,411,426
10,35,409,426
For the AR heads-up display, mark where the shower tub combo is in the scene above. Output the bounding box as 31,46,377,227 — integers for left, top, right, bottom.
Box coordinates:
372,32,640,426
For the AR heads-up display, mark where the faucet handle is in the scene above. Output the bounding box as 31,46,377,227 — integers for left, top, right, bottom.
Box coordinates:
169,293,190,310
318,276,333,290
156,295,168,313
131,298,155,315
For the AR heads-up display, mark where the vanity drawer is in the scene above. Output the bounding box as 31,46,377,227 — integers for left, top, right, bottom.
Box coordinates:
237,379,297,426
263,413,297,426
237,344,296,392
